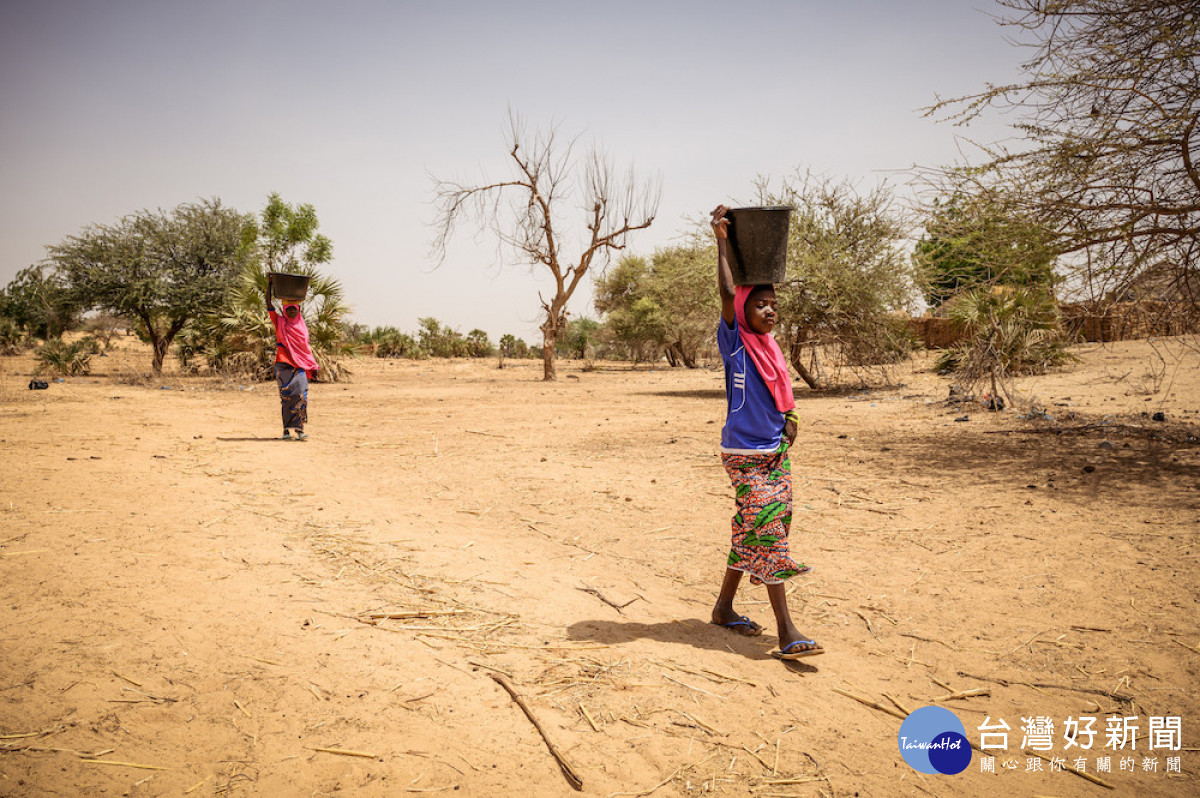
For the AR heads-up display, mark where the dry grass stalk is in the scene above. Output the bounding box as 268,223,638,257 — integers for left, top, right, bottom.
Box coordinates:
183,777,208,794
663,674,727,700
676,710,724,736
580,702,600,732
956,671,1134,703
853,610,880,641
307,746,377,758
606,765,683,798
111,671,143,687
657,659,756,687
899,632,959,651
831,688,907,722
739,745,775,772
467,660,513,677
78,759,168,770
1172,639,1200,655
932,688,990,702
882,693,912,716
364,609,469,621
245,656,282,666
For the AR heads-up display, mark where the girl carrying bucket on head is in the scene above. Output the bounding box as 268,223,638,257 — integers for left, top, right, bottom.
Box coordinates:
709,204,823,660
266,275,319,441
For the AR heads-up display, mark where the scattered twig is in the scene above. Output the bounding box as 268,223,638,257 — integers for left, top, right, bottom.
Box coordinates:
957,671,1134,703
577,586,640,613
882,693,912,716
831,687,907,722
1173,639,1200,655
78,759,168,770
898,632,958,651
663,674,727,700
307,746,378,759
490,673,583,791
931,688,990,703
853,610,880,641
580,702,600,732
607,766,682,798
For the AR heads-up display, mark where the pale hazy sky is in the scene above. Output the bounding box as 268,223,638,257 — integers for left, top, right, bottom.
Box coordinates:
1,0,1026,341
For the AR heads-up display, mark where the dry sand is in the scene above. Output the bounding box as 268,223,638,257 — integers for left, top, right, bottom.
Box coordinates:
1,336,1198,797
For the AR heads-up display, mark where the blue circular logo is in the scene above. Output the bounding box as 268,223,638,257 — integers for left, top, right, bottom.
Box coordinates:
898,706,971,774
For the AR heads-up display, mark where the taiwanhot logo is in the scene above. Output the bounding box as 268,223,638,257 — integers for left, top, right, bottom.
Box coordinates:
897,706,972,775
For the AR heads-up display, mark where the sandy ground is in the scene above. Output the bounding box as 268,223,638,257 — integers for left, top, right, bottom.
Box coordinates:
1,336,1198,797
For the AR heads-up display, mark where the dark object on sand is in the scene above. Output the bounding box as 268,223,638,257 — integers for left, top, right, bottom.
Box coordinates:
268,272,310,303
726,206,792,286
28,379,48,390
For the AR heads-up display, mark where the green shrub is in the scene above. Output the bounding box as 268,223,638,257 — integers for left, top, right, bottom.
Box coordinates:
35,338,93,375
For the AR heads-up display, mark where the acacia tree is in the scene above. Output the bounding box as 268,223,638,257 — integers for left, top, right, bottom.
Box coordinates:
759,171,917,388
914,189,1059,309
0,264,81,340
432,114,659,380
925,0,1200,304
594,244,719,368
176,194,352,380
48,199,253,374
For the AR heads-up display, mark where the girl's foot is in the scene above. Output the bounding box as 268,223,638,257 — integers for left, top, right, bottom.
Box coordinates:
294,430,308,441
281,430,292,440
770,635,824,660
711,608,763,636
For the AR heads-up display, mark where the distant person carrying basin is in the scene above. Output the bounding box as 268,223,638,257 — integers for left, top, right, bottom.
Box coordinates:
266,273,319,441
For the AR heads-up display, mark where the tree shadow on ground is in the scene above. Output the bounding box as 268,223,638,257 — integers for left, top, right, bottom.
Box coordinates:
566,618,820,673
880,416,1200,510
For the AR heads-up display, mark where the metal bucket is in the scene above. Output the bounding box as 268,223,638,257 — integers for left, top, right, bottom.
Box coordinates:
726,206,792,286
269,272,310,303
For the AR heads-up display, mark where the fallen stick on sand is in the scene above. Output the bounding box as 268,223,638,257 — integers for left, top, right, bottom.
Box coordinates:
490,673,583,791
576,586,640,613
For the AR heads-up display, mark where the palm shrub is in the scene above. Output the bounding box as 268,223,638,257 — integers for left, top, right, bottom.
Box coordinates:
178,262,354,380
935,285,1073,403
368,326,423,359
0,317,25,355
35,337,95,375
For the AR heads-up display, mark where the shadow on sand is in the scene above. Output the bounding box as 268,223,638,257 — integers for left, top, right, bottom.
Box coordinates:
566,617,820,674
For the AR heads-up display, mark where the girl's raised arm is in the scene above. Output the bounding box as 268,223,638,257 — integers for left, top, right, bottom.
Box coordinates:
712,205,736,325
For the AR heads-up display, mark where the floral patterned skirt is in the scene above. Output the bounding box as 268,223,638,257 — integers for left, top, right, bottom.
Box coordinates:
721,443,807,585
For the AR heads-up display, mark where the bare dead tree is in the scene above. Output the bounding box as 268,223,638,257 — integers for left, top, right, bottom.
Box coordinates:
431,114,659,380
923,0,1200,306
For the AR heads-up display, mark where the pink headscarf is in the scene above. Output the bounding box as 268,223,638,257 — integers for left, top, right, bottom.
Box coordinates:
272,305,320,376
734,285,795,413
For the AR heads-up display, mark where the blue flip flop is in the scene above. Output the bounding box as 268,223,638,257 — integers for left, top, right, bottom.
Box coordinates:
771,639,825,660
712,615,763,637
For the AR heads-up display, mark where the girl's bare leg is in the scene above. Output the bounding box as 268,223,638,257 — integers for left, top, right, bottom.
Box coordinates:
766,581,820,653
